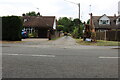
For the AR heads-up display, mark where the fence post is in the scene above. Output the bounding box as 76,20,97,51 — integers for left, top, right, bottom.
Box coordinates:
115,29,118,41
105,30,106,41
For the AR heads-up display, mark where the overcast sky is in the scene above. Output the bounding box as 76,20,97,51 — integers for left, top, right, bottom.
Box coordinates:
0,0,119,21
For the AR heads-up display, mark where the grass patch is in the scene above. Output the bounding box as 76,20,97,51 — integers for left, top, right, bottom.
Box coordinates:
76,39,120,46
0,40,25,44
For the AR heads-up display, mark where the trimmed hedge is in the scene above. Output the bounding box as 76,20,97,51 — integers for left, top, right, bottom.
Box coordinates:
2,16,23,41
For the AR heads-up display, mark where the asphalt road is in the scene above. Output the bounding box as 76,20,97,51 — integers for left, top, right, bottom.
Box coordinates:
2,36,119,78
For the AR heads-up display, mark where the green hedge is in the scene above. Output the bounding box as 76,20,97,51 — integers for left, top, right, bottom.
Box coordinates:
2,16,23,41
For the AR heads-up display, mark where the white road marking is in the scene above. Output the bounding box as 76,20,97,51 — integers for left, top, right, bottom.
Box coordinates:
99,57,120,59
6,54,55,57
7,54,23,56
30,55,55,57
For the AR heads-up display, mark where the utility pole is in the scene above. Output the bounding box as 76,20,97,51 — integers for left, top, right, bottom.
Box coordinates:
78,3,80,20
64,0,81,38
89,5,91,13
36,8,39,11
64,0,80,20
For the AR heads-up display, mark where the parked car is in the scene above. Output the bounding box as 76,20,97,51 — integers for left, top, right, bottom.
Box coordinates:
21,30,28,38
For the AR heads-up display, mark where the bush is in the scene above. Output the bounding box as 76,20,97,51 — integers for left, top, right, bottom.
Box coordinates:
2,16,23,41
72,25,83,39
28,32,38,38
57,25,64,31
72,27,79,38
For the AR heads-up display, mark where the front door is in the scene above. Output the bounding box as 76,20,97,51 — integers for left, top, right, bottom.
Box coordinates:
38,29,48,38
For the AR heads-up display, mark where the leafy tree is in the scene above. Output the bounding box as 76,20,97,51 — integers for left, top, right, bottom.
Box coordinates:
72,27,79,38
58,17,72,33
71,18,83,38
72,24,83,39
57,25,64,31
57,17,83,38
72,18,81,26
23,11,40,16
87,19,90,24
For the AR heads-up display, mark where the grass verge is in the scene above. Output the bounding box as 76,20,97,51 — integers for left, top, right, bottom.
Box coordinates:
0,41,25,44
76,39,120,46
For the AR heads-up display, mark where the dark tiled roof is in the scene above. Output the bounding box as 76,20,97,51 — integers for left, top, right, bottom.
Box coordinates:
115,15,120,19
92,15,120,29
22,16,56,28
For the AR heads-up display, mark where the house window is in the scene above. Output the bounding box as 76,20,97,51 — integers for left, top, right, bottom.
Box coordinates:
118,18,120,22
24,19,27,22
100,20,109,24
103,20,107,24
116,18,120,25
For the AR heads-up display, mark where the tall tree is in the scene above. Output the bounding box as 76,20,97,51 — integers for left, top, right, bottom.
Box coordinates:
58,17,72,33
72,18,83,38
57,17,83,38
72,18,81,26
23,11,40,16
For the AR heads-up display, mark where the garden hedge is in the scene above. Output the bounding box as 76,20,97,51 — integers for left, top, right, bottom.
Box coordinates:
2,16,23,41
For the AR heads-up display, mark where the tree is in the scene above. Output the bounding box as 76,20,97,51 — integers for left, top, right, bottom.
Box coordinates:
57,17,72,33
72,24,83,39
23,11,40,16
72,18,81,26
71,18,83,38
57,17,83,38
87,19,90,24
57,25,64,31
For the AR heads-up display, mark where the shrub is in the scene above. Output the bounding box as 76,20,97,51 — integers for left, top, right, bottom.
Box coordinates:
72,27,79,38
28,32,38,38
2,16,23,41
57,25,64,31
72,25,83,39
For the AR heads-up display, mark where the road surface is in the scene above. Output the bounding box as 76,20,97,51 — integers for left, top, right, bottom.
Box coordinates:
2,36,119,78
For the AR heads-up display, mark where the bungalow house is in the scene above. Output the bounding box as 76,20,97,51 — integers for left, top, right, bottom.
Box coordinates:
22,16,57,38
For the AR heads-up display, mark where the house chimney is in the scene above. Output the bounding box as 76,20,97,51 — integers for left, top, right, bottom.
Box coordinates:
118,1,120,15
83,21,86,25
89,13,93,27
89,13,95,33
37,12,40,16
22,13,25,16
114,14,116,17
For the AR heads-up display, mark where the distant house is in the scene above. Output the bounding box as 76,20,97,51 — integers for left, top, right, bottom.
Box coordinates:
118,1,120,15
90,14,120,32
116,15,120,26
89,14,120,41
22,16,57,38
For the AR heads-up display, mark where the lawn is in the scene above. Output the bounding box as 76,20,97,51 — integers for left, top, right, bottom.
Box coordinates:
76,39,120,46
0,40,26,44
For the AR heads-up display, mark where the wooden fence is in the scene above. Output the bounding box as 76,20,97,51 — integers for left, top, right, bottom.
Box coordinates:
96,31,120,41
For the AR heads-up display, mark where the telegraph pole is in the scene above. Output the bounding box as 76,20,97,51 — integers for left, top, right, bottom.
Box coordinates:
78,3,80,20
64,0,80,20
64,0,81,38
